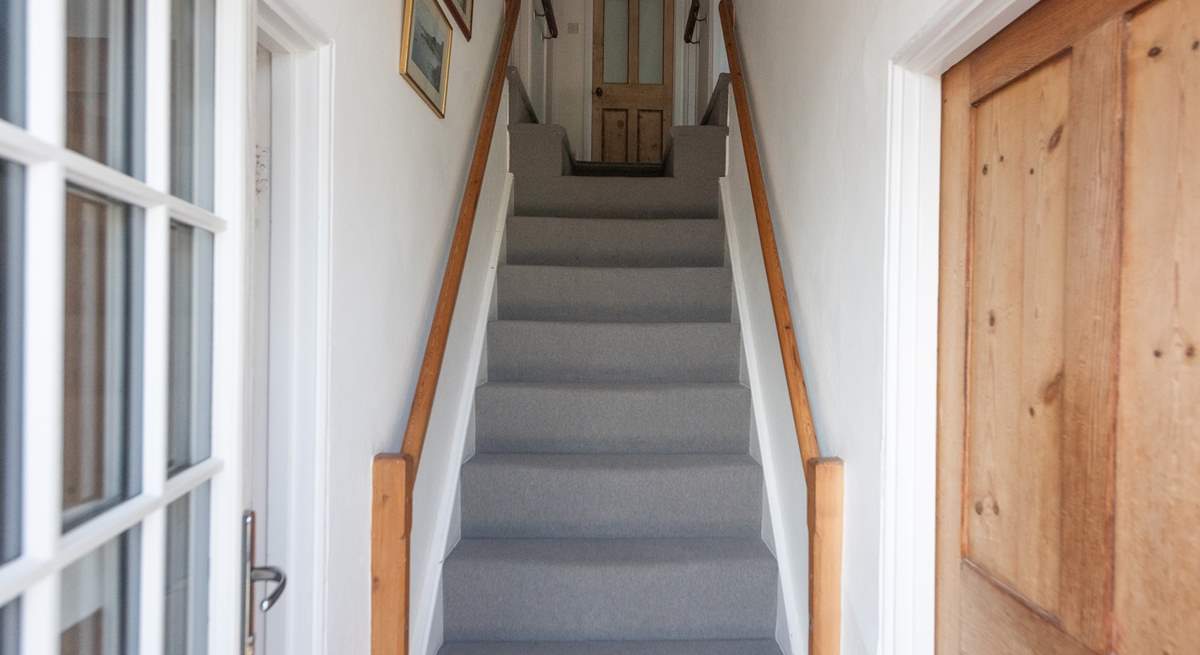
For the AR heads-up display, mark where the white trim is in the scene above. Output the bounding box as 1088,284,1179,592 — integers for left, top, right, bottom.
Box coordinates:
878,2,1036,654
409,88,514,655
720,100,808,654
250,3,336,654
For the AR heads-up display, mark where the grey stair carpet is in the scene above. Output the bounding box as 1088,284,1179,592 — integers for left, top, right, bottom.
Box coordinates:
497,266,732,323
439,640,782,654
514,176,719,218
438,163,780,653
507,216,725,268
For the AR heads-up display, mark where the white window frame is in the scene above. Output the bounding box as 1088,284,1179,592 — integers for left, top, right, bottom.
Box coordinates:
0,0,252,653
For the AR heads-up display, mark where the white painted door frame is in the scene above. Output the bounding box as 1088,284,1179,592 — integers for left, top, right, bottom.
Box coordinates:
878,1,1037,653
248,2,334,654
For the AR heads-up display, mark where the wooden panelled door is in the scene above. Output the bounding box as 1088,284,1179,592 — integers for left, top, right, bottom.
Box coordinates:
591,0,674,162
938,0,1200,653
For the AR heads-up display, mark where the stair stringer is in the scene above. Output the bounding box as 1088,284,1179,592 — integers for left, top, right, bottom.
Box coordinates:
406,91,515,655
720,141,811,653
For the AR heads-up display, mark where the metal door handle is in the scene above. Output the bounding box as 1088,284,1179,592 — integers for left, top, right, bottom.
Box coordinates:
594,87,603,97
251,565,288,612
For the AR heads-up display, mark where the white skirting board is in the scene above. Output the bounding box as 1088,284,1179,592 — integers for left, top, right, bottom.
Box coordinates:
720,100,811,654
405,89,515,655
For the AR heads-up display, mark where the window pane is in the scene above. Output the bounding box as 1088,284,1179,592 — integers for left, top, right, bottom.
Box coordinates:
164,483,209,653
0,0,25,125
603,0,628,84
170,0,215,209
62,187,143,532
60,527,141,655
637,0,663,85
66,0,146,177
0,160,21,564
167,222,213,476
0,600,17,655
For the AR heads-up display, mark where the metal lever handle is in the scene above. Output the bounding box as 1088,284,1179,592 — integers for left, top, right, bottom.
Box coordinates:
251,566,287,613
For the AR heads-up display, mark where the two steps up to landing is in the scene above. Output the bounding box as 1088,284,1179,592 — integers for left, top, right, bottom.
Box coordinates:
437,118,782,654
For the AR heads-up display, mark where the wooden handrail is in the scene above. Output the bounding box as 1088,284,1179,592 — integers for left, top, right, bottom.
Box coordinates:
718,2,843,654
684,0,704,44
718,0,820,466
372,2,522,654
537,0,559,39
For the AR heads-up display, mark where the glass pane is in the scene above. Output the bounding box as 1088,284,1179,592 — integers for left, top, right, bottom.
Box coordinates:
65,0,146,177
62,187,143,532
167,222,213,476
60,527,141,655
0,600,17,655
164,483,209,653
0,160,21,564
602,0,628,84
0,0,24,125
170,0,215,209
637,0,663,85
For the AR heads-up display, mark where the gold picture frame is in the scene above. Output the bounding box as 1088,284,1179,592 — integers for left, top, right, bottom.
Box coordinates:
444,0,473,41
400,0,453,117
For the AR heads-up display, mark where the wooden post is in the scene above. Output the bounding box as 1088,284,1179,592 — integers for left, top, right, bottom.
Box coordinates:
808,457,844,655
372,455,412,655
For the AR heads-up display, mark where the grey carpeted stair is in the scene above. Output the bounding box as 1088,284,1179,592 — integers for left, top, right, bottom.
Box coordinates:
487,321,741,383
436,122,781,653
474,383,752,454
514,176,719,218
438,641,783,655
497,266,732,323
444,539,776,641
462,454,762,538
506,216,725,267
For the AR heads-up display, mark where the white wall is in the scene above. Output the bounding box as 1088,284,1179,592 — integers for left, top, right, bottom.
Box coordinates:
546,0,589,155
271,1,505,652
726,1,952,653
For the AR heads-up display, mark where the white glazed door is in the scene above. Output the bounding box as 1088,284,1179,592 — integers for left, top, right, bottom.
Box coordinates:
0,0,252,654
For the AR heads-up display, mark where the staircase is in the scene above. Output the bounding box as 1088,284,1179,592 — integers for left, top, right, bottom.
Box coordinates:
436,126,784,654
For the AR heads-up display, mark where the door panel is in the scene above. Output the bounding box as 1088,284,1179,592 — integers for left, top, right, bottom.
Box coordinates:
938,0,1200,652
1115,1,1200,653
592,0,673,162
601,109,629,161
636,109,664,161
966,53,1070,616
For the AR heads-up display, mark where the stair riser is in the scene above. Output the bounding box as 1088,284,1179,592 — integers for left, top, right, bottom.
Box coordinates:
475,384,751,454
439,641,783,655
488,322,741,383
498,267,733,323
506,217,726,268
443,542,777,641
461,456,762,538
514,176,720,219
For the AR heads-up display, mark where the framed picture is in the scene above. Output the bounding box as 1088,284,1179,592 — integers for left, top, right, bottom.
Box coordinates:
400,0,453,117
444,0,473,41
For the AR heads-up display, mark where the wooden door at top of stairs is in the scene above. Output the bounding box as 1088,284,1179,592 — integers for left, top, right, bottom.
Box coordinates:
937,0,1200,653
591,0,674,163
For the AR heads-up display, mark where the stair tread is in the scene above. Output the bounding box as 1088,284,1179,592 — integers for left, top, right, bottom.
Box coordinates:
438,640,782,655
462,454,761,538
446,537,775,570
488,321,741,384
444,538,777,641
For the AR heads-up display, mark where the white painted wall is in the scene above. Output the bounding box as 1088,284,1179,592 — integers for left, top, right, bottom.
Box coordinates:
546,0,589,153
267,1,506,652
725,1,954,653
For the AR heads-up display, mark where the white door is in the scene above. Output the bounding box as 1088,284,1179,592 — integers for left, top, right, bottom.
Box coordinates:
0,0,252,653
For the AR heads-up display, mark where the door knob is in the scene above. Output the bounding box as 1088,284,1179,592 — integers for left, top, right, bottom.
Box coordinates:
594,87,604,97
